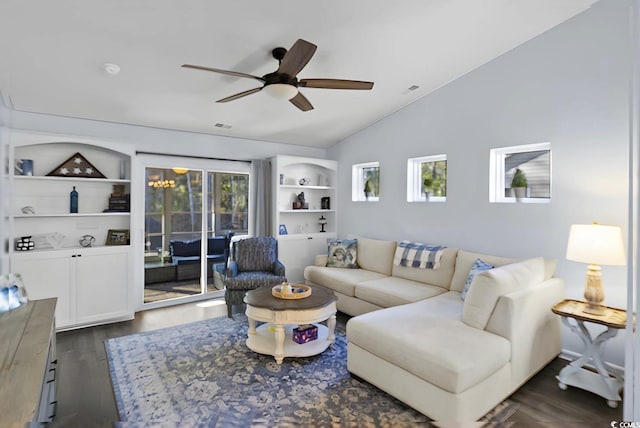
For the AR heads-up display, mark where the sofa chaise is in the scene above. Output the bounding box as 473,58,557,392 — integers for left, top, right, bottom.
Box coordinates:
303,237,563,422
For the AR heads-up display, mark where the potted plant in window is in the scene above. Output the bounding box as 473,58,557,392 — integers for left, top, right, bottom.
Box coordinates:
364,179,373,201
423,176,433,201
511,168,528,201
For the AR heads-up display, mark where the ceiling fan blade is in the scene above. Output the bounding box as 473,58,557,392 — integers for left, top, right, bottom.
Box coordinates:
277,39,317,77
299,79,374,90
217,87,263,103
182,64,265,82
289,92,314,112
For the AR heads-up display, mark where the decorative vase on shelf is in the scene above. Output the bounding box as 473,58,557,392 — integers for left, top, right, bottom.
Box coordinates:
70,186,78,213
45,232,65,249
119,160,127,180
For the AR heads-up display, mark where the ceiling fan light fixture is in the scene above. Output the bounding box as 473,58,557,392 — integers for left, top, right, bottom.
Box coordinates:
263,83,298,100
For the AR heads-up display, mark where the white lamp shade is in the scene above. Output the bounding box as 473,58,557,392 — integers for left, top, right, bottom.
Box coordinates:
566,223,626,266
263,83,298,100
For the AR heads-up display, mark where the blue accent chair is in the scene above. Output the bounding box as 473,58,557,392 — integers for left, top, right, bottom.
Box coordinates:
223,236,286,317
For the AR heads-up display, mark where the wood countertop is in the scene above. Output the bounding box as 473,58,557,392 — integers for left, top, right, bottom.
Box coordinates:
0,298,56,425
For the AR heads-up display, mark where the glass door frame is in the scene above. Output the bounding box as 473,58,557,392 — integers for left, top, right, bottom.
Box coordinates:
133,153,251,311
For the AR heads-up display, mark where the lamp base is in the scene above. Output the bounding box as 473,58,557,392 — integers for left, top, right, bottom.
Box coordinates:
583,264,606,315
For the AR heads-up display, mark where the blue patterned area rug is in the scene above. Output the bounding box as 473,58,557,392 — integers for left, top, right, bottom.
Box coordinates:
105,315,517,427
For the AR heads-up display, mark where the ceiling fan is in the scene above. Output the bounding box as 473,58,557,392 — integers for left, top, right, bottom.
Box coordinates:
182,39,374,112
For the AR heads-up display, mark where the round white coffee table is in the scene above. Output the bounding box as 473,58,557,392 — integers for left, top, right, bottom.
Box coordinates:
244,284,337,364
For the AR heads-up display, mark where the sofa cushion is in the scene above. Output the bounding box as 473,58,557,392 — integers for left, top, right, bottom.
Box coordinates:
463,257,545,330
172,255,200,265
327,239,358,268
461,258,495,300
392,247,458,289
450,250,516,293
207,236,228,256
355,237,397,275
304,266,387,297
354,277,447,308
347,293,510,394
171,239,201,257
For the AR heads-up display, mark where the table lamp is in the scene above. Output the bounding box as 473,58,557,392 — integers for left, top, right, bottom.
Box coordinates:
566,223,626,315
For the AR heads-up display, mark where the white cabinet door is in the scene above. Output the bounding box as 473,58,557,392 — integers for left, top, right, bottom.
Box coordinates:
278,236,308,283
307,235,330,264
11,253,75,328
278,233,334,283
75,250,129,324
12,247,131,329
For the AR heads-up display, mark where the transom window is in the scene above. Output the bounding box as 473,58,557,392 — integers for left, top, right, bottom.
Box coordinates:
407,154,447,202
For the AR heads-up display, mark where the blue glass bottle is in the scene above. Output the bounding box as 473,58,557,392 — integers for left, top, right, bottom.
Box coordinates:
70,186,78,213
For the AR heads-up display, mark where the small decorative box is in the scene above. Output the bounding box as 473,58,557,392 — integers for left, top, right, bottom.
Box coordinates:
15,236,35,251
292,324,318,344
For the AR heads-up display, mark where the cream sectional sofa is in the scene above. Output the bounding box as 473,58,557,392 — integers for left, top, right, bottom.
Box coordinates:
303,237,564,423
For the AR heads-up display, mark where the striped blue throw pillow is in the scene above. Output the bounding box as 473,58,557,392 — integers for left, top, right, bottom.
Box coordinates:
393,241,446,270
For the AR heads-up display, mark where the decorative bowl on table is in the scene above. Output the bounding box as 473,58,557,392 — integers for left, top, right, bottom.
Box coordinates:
272,283,312,299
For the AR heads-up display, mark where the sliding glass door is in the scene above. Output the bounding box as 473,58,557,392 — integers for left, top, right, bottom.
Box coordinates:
207,172,249,238
141,157,250,306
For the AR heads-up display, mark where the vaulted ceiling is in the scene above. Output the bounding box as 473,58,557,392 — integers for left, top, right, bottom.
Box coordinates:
0,0,597,148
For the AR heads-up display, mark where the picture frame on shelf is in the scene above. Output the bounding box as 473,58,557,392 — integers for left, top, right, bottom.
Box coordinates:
106,229,130,246
279,224,288,235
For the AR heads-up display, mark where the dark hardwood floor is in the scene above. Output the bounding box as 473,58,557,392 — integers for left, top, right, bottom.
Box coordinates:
50,300,623,427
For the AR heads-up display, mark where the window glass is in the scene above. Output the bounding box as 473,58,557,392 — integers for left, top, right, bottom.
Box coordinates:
352,162,380,201
489,143,551,203
407,155,447,202
207,172,249,237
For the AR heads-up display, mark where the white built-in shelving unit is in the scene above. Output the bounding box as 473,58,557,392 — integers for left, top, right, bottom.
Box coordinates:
7,130,135,329
272,155,337,282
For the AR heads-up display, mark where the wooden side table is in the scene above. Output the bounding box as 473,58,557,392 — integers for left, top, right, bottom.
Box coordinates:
551,299,627,408
244,284,337,364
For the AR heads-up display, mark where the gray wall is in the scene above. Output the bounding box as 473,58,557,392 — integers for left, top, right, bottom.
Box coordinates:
0,100,9,126
329,0,630,365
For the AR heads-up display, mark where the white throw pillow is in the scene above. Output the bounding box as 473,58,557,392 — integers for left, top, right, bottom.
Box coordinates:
463,257,545,330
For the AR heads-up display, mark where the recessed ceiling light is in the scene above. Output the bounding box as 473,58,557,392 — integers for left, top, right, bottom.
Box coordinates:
103,63,121,75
